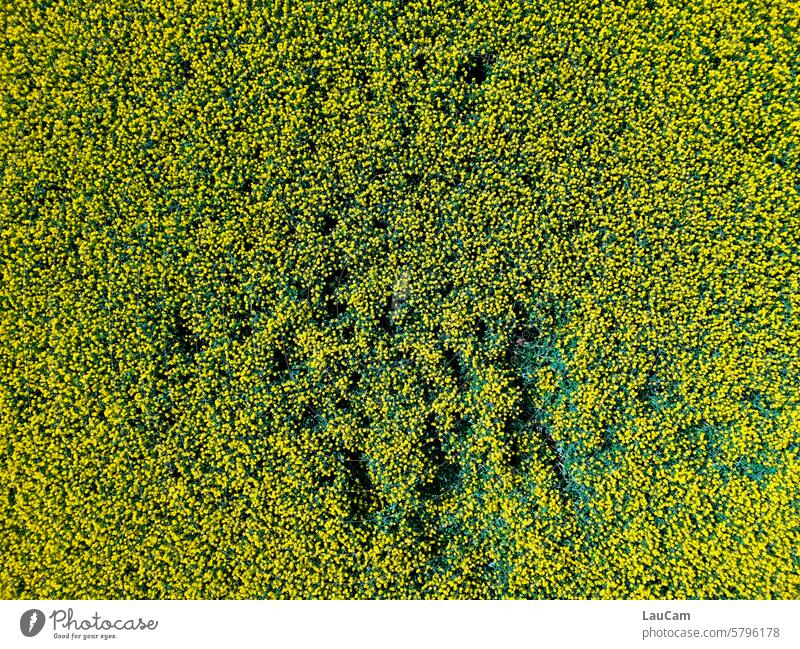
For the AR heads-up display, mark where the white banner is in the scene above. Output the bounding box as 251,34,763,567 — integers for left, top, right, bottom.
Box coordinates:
1,600,797,649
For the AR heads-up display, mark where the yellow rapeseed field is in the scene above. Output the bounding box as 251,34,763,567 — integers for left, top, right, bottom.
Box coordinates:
1,0,798,598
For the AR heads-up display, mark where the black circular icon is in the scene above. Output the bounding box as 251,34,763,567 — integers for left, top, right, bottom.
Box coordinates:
20,609,45,637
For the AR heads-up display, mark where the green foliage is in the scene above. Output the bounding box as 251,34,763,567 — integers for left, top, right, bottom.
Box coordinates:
1,0,799,599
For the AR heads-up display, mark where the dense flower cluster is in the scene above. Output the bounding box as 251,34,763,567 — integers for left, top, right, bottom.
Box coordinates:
2,0,798,599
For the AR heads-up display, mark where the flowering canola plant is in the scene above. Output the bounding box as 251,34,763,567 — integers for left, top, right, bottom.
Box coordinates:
1,0,799,599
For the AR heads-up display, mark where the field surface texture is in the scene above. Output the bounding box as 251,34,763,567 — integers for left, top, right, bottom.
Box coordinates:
2,0,799,599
